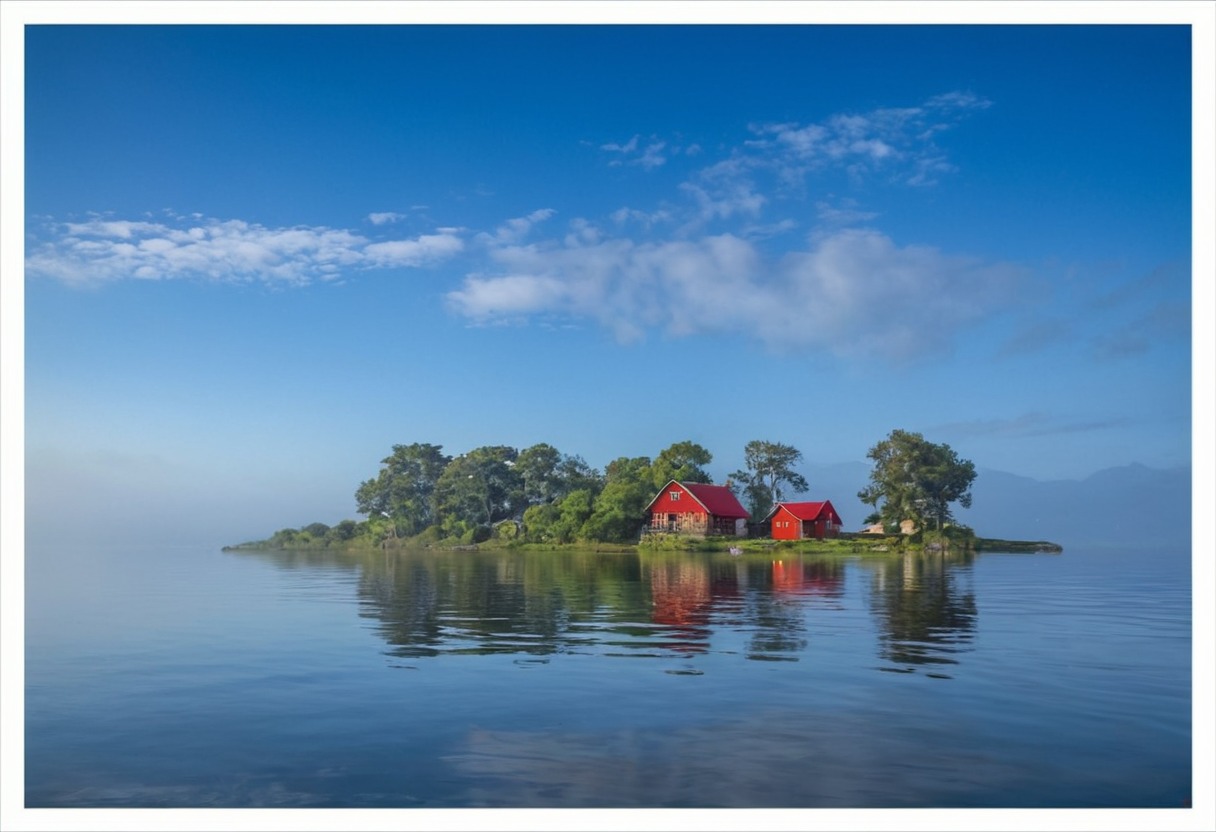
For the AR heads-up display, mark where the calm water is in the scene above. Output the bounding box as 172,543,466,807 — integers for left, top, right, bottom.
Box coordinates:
24,542,1191,808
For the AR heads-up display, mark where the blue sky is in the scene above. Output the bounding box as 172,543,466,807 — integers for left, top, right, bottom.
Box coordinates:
9,13,1211,546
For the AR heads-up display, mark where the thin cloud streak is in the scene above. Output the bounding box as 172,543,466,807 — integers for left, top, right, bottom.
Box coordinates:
26,215,464,285
742,90,991,188
930,412,1135,439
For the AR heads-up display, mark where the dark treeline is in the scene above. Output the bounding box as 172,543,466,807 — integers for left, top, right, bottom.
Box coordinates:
242,431,976,550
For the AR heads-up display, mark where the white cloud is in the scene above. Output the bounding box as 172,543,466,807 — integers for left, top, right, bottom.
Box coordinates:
446,274,569,321
601,135,639,154
637,141,668,170
610,206,674,229
368,211,407,225
29,89,1000,363
600,133,671,170
815,198,879,226
363,233,465,267
745,91,989,187
478,209,557,246
26,215,464,285
678,180,766,227
446,228,1023,362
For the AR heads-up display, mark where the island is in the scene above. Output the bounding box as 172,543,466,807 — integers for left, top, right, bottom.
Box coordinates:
225,431,1062,556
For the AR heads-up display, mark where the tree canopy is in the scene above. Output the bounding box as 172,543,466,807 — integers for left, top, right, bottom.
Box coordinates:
254,429,982,551
730,440,809,520
580,455,656,543
857,430,976,531
650,440,713,489
354,443,451,537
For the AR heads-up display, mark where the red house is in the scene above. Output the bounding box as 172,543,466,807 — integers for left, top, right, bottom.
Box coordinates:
645,480,750,537
765,501,843,540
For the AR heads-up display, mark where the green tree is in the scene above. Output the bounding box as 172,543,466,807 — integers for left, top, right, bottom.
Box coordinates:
355,443,451,536
858,430,976,531
325,519,360,543
516,443,604,506
435,445,525,531
730,440,809,520
553,488,595,543
522,502,561,542
556,454,603,497
302,522,330,538
524,489,595,544
582,456,654,542
516,442,564,505
270,527,300,548
651,440,713,488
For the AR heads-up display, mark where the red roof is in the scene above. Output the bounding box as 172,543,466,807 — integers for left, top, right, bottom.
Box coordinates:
765,501,840,522
646,480,750,519
681,482,750,519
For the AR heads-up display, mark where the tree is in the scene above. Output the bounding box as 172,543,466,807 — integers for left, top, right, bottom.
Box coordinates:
434,445,525,532
730,440,809,520
582,456,655,542
553,489,595,543
516,443,603,506
355,443,451,537
522,502,561,542
325,519,360,543
858,430,976,531
516,443,564,506
556,454,603,497
651,440,713,489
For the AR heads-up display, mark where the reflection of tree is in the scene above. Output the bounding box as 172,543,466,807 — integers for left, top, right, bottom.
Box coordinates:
864,552,977,675
359,553,445,657
352,549,650,658
739,558,848,661
234,548,850,667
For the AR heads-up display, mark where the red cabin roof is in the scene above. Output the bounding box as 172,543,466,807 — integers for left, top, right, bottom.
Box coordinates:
764,501,841,522
646,480,750,519
683,482,750,519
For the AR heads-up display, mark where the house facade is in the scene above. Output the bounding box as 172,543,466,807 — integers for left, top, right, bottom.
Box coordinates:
766,500,843,540
646,480,750,537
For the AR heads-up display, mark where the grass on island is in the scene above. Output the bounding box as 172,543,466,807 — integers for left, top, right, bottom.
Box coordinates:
226,524,1061,556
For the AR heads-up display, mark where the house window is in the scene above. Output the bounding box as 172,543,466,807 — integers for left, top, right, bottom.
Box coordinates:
670,491,680,501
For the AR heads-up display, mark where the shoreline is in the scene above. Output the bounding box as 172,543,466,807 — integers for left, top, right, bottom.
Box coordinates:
224,534,1063,556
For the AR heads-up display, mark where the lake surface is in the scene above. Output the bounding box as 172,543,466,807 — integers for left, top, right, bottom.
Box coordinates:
24,541,1192,809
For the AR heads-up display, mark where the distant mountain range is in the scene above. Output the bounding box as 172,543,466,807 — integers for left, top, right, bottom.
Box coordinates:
798,461,1192,550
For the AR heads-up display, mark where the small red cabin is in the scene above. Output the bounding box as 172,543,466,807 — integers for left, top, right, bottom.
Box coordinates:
646,480,750,537
765,501,843,540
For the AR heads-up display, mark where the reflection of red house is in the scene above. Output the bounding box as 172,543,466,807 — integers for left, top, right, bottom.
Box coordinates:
649,561,712,626
646,480,750,537
771,559,845,596
766,501,843,540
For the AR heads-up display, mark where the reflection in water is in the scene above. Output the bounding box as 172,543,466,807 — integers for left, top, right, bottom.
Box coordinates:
642,555,743,654
234,546,976,676
446,708,1029,808
744,559,847,661
771,558,845,599
863,552,977,677
355,549,650,659
27,544,1188,810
